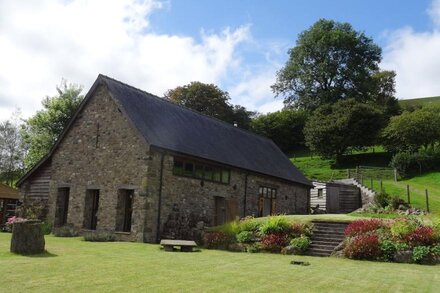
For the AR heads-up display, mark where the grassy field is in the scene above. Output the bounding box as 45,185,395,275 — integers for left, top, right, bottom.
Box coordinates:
399,96,440,109
291,149,440,216
372,172,440,216
0,233,439,292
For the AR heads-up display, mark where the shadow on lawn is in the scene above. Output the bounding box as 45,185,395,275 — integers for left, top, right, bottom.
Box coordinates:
19,250,58,258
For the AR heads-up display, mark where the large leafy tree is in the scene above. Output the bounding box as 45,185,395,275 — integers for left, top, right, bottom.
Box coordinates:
272,19,383,111
382,107,440,153
0,112,26,185
164,81,254,129
251,109,307,153
21,80,84,169
304,99,385,158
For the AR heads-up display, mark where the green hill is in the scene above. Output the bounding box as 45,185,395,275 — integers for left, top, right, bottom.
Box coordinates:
399,96,440,108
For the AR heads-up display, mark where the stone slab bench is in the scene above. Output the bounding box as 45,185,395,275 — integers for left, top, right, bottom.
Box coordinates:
160,239,197,252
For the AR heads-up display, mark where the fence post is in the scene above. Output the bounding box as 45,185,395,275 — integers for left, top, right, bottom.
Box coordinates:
425,189,430,213
347,169,350,178
361,175,364,185
380,180,383,192
370,178,373,190
393,168,397,182
406,185,410,204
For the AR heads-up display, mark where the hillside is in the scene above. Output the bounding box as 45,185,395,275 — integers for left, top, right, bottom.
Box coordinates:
399,96,440,108
291,151,440,215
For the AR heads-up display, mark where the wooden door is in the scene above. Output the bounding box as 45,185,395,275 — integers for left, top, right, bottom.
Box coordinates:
214,197,226,226
326,186,340,213
90,190,99,230
225,199,238,222
54,188,70,227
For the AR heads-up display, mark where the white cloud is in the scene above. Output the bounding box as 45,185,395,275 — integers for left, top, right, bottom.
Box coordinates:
382,0,440,99
0,0,253,120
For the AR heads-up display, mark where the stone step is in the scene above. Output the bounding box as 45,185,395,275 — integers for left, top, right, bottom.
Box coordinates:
307,221,349,257
311,240,343,246
309,244,337,251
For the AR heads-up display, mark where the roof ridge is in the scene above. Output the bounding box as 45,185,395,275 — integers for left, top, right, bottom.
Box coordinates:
98,74,275,143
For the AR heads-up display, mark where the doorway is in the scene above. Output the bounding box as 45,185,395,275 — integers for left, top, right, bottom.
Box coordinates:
84,189,100,230
54,188,70,227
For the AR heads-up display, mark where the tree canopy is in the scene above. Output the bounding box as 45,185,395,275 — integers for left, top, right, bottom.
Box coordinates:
21,80,84,169
382,107,440,153
164,81,254,129
304,99,385,158
0,113,26,185
272,19,384,111
251,109,307,153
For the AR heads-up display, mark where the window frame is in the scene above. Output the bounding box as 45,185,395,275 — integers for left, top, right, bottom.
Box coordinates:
173,157,231,184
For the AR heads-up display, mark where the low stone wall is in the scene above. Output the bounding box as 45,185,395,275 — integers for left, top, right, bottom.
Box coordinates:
10,220,45,254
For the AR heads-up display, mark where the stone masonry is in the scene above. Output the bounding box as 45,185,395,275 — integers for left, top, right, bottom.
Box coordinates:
28,83,310,243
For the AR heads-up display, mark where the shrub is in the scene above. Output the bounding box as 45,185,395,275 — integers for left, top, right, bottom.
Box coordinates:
390,196,409,210
344,219,384,237
379,239,396,262
83,230,115,242
260,233,289,252
53,224,78,237
204,232,232,249
289,235,311,252
374,192,391,208
344,233,381,260
236,231,254,243
239,217,260,233
390,218,418,239
218,221,241,237
406,226,436,247
291,222,313,237
247,243,260,253
431,244,440,256
259,216,291,235
412,246,431,263
41,222,53,235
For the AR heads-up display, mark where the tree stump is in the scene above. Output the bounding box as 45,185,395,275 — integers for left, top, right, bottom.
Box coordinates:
10,220,45,254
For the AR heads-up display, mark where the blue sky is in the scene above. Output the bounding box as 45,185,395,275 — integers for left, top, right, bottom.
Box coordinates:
1,0,440,119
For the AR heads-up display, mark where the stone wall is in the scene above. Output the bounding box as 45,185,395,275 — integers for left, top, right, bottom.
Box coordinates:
146,150,310,242
47,84,150,241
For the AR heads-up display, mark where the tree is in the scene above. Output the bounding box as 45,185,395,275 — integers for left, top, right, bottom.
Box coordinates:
164,81,254,129
21,80,84,169
251,109,307,153
272,19,382,111
382,107,440,153
165,81,234,121
304,99,385,158
0,112,26,186
368,70,400,118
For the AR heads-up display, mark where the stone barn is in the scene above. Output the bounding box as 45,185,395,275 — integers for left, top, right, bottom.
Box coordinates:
310,181,361,214
17,74,312,242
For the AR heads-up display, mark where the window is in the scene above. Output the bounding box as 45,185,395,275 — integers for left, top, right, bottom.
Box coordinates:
317,189,323,198
258,186,277,217
173,157,230,184
116,189,133,232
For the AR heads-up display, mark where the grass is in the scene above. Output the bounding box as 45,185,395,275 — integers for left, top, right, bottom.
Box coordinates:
291,147,391,181
399,96,440,109
369,172,440,216
0,233,439,292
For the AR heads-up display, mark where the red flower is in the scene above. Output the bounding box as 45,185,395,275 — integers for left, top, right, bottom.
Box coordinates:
345,219,384,237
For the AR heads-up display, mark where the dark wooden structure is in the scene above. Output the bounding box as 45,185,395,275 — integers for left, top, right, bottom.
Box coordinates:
0,183,20,227
310,181,361,214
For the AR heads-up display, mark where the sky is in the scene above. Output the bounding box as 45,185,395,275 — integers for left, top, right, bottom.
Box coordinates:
1,0,440,120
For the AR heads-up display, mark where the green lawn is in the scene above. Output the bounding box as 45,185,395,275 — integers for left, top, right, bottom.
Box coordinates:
0,234,439,292
372,172,440,216
399,96,440,109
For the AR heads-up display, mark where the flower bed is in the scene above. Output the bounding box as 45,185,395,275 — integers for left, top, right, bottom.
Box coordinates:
203,216,313,255
342,218,440,264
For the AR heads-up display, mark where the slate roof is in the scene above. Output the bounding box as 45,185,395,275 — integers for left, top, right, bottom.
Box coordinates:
103,75,311,186
18,74,312,187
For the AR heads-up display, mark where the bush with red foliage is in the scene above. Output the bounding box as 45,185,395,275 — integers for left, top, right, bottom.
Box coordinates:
344,233,381,260
260,233,289,252
344,219,385,237
406,226,436,247
204,232,232,249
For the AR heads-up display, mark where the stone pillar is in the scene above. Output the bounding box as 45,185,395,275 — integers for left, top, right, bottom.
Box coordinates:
10,220,45,254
